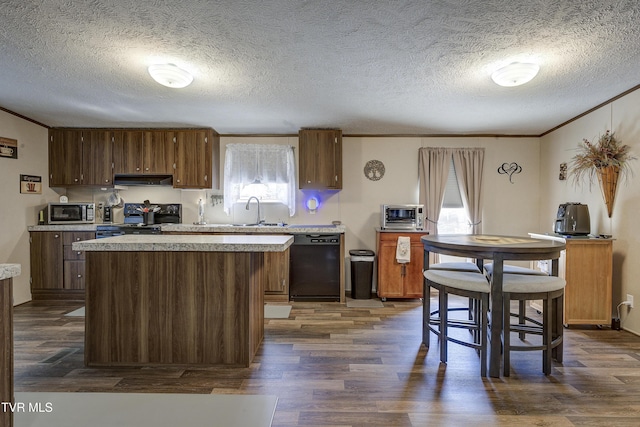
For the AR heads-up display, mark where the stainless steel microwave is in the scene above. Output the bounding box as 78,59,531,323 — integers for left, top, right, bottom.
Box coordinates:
381,204,424,230
47,202,95,224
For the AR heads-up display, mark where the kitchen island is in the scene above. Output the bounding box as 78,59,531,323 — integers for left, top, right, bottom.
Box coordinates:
73,234,293,368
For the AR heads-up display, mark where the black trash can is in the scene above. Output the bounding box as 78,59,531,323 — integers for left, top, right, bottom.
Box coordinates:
349,249,375,299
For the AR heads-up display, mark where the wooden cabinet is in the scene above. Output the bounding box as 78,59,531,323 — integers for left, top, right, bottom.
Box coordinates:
298,129,342,189
29,231,63,293
63,231,94,291
112,130,144,174
376,231,427,299
49,129,113,186
264,248,290,302
30,230,94,300
49,129,83,186
172,129,219,189
81,129,113,185
112,129,172,175
143,130,174,174
52,127,216,189
531,237,613,326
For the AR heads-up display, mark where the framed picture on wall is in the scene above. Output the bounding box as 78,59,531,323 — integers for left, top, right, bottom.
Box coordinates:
0,137,18,159
20,174,42,194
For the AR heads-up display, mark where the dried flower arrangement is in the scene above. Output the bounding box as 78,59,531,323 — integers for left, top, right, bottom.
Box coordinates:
569,130,635,185
569,130,635,217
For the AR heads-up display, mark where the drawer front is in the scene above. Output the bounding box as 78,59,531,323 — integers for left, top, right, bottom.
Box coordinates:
63,260,85,290
64,245,85,260
63,231,95,245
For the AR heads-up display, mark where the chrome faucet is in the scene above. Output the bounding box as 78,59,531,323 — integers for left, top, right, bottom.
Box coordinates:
245,196,263,225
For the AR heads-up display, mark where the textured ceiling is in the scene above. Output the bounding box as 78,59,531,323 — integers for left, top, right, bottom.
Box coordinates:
1,0,639,135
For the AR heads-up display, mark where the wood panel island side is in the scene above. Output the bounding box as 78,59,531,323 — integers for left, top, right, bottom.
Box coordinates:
73,234,293,368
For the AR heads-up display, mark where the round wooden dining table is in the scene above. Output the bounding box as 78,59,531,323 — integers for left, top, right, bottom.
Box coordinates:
421,234,566,377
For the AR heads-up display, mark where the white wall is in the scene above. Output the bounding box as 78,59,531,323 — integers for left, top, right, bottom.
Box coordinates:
540,88,640,334
0,111,53,304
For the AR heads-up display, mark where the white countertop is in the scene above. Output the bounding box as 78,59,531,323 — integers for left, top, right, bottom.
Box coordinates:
72,234,293,252
162,223,345,234
29,223,346,234
0,263,21,280
28,224,99,231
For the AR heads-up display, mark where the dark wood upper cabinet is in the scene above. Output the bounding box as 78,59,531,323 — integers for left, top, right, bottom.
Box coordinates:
143,130,174,174
112,130,144,174
49,129,83,186
81,129,113,185
172,129,219,189
51,127,217,189
298,129,342,189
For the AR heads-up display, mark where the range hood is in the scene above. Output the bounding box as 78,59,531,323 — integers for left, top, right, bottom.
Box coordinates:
113,174,173,186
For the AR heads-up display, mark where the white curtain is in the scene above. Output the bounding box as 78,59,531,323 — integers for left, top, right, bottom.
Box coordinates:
452,148,485,234
223,144,296,215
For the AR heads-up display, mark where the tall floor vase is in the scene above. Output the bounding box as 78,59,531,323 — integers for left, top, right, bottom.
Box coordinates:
596,165,620,218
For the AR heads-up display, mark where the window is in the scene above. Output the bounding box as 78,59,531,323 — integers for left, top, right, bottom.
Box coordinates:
438,157,469,234
223,144,296,215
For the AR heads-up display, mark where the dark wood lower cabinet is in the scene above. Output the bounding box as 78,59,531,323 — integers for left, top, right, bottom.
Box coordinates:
1,277,14,427
84,251,264,367
30,231,93,300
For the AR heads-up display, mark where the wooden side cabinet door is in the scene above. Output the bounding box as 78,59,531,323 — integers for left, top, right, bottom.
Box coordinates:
264,248,290,294
299,129,342,189
172,129,213,188
563,240,613,325
143,130,174,174
377,238,405,298
30,232,63,290
403,239,425,298
81,129,113,185
49,129,83,186
112,130,144,174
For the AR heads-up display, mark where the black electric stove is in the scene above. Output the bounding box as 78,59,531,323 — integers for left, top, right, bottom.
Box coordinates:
96,223,162,238
96,202,181,238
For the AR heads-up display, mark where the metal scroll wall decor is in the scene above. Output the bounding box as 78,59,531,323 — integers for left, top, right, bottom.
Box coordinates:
364,160,385,181
497,162,522,183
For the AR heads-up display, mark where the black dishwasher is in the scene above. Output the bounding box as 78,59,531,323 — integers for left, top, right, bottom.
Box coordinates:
289,234,341,301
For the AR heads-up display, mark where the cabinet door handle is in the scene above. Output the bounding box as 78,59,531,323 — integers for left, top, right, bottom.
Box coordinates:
77,251,81,255
77,274,82,278
54,234,60,238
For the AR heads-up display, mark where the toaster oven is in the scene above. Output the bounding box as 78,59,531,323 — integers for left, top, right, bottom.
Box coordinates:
381,204,424,230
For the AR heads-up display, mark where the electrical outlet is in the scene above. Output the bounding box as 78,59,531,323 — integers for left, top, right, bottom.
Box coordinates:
627,294,634,309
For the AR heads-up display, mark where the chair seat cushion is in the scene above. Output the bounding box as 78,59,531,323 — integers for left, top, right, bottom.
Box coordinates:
429,262,481,273
502,274,566,293
424,270,490,293
484,263,548,276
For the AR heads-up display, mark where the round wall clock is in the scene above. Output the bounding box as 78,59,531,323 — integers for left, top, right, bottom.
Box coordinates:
364,160,385,181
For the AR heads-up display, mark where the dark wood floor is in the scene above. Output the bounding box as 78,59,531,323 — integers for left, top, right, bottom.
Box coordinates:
13,298,640,426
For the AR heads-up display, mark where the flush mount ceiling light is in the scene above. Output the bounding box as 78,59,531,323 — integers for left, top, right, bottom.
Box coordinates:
148,63,193,88
491,62,540,87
